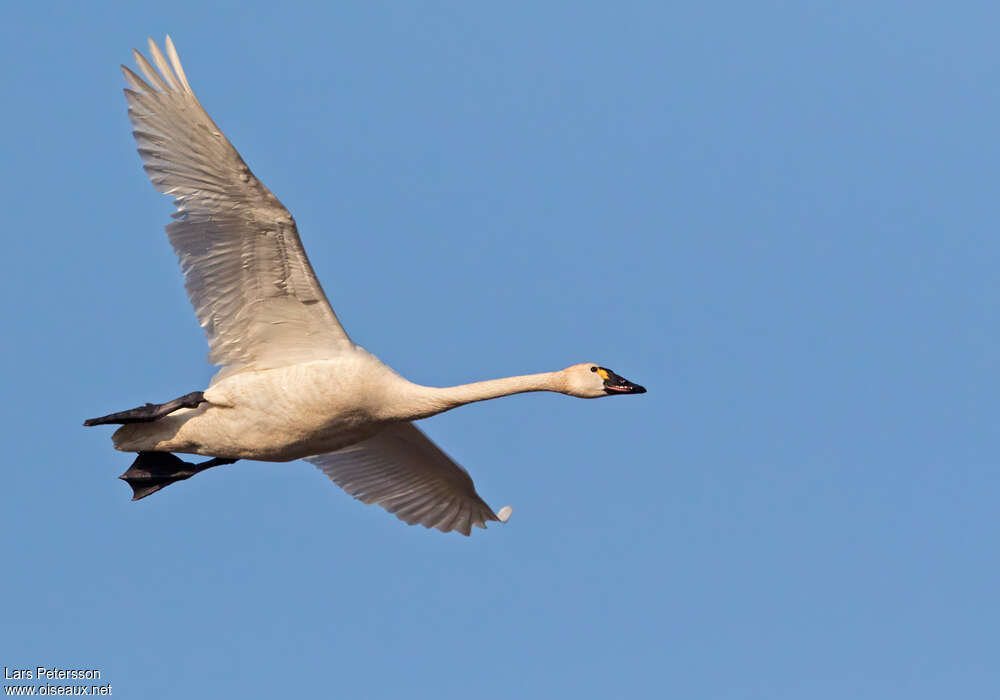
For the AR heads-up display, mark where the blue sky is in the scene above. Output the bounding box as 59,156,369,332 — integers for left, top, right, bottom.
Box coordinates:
2,1,999,697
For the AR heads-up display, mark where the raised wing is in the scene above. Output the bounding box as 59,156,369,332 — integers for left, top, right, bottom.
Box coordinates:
122,37,352,371
306,423,512,536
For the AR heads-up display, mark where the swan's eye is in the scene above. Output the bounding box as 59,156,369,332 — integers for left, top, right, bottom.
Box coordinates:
590,366,598,372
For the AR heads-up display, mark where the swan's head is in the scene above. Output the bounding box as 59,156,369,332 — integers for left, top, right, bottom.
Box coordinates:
561,363,647,399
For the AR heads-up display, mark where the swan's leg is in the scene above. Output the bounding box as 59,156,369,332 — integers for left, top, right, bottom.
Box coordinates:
119,451,237,501
83,391,205,426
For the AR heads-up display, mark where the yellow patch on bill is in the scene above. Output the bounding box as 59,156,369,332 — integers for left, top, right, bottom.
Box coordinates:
597,368,609,380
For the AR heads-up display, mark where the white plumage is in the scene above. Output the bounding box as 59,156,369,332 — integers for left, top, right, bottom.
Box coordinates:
93,37,645,536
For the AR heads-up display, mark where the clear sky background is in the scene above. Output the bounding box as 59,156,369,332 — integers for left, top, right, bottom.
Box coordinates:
1,1,998,698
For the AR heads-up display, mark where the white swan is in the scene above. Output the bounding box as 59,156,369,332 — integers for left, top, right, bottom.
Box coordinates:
85,37,646,535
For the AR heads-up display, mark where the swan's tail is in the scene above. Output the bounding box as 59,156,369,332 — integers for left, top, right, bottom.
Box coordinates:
83,391,205,426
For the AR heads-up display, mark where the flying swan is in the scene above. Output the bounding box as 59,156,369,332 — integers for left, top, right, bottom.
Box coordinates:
85,37,646,535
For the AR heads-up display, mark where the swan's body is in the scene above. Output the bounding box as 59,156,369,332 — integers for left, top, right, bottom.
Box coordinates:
114,355,398,461
112,354,572,461
87,37,646,535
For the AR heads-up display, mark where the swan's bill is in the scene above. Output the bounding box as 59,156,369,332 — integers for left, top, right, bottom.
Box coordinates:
595,366,647,395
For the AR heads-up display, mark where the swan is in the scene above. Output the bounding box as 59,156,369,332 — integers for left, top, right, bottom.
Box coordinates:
84,37,647,535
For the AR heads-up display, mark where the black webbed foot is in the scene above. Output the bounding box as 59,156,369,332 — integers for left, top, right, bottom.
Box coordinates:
120,451,237,500
84,391,206,427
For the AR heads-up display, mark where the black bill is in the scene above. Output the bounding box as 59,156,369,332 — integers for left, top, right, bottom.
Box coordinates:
600,368,647,395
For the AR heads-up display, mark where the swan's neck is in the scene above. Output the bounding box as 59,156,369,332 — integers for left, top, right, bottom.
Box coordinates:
389,371,565,421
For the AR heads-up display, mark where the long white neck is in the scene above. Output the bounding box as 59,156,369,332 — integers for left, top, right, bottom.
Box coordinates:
384,371,566,422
